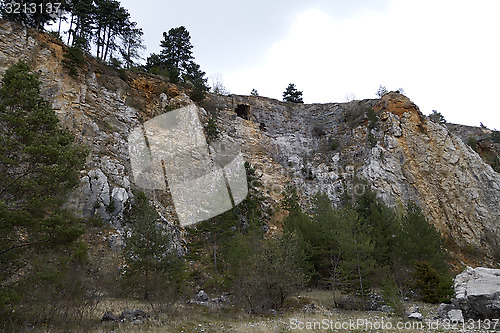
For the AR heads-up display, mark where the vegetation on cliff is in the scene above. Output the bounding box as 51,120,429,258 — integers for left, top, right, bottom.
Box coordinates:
0,61,88,327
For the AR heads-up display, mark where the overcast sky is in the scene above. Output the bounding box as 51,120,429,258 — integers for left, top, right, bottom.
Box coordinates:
120,0,500,129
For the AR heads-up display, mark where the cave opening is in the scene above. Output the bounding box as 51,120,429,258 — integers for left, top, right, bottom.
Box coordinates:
235,104,251,120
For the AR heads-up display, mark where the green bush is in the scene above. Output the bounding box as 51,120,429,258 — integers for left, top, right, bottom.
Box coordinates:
468,136,479,151
0,62,88,330
491,156,500,173
368,132,377,147
366,108,378,129
283,188,451,307
204,115,219,142
413,261,453,303
429,110,446,124
62,47,85,77
329,139,340,151
491,130,500,143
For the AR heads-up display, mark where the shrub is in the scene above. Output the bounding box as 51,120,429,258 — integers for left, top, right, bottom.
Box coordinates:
491,156,500,173
381,275,405,317
344,103,368,129
412,261,453,303
467,136,479,151
204,115,219,142
491,130,500,143
329,139,340,151
366,108,378,129
313,125,326,137
429,110,446,124
62,46,85,77
368,132,377,147
376,84,388,97
228,231,308,313
301,166,315,180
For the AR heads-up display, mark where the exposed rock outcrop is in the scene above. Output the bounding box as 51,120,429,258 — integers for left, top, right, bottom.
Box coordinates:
454,266,500,319
1,20,499,261
209,92,500,260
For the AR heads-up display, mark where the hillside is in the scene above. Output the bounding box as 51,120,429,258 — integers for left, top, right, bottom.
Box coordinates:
1,19,499,265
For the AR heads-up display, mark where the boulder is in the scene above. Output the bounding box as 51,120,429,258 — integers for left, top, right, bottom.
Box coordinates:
408,312,423,320
407,305,420,314
448,309,464,322
437,303,456,319
197,290,209,302
119,309,147,322
379,305,394,313
436,303,464,322
102,311,118,322
454,266,500,319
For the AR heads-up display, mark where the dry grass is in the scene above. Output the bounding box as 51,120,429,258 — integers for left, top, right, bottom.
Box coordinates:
23,290,491,333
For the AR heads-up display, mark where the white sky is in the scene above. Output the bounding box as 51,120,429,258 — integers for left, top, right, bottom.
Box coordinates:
120,0,500,128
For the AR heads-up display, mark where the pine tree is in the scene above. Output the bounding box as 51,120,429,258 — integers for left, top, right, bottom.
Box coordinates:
429,110,446,124
119,23,145,69
283,83,304,103
93,0,131,62
67,0,95,50
310,193,343,286
123,192,184,300
183,60,209,101
148,26,209,98
159,26,194,78
354,188,399,268
396,202,447,273
337,209,375,299
0,61,87,322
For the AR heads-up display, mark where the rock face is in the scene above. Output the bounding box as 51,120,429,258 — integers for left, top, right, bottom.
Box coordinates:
0,20,187,253
209,92,500,259
454,267,500,319
1,20,499,260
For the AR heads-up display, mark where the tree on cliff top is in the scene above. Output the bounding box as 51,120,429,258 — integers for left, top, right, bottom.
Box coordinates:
146,26,208,100
283,83,304,103
429,110,446,124
159,26,193,76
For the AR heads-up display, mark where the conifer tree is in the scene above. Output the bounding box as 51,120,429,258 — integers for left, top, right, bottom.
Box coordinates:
0,61,86,321
396,202,448,273
283,83,304,103
160,27,193,72
123,192,184,300
67,0,95,49
119,23,145,69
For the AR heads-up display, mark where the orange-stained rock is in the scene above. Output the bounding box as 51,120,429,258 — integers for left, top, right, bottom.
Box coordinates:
374,91,425,126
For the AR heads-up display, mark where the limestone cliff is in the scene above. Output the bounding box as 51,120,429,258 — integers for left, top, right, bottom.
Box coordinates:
1,20,499,263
